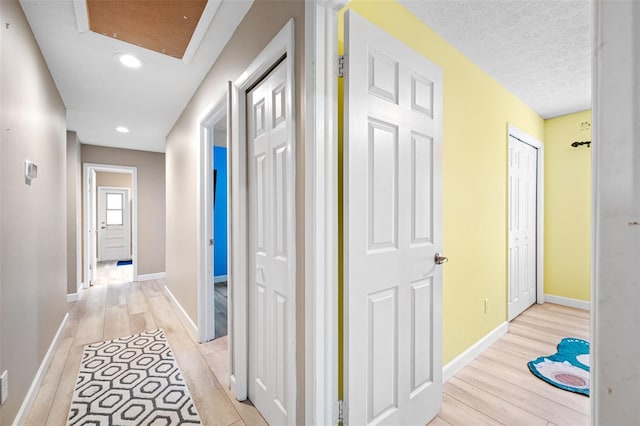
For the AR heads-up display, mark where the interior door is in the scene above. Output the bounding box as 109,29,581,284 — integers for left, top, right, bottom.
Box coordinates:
97,187,131,262
508,135,537,320
89,169,97,286
344,10,444,425
247,59,292,425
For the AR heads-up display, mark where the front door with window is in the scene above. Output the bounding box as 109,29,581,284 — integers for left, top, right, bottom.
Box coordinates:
97,186,131,261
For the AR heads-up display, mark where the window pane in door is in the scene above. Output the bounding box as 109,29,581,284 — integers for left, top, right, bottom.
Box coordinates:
107,193,123,210
106,210,123,225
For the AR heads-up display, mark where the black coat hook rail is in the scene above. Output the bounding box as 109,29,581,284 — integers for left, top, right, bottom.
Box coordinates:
571,141,591,148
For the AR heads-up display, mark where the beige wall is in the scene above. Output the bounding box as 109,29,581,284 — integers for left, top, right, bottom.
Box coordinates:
81,145,166,276
96,171,132,189
165,0,305,421
67,131,82,294
0,1,68,423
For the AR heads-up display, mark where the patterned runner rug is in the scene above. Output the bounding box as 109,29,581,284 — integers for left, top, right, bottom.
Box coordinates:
67,329,201,425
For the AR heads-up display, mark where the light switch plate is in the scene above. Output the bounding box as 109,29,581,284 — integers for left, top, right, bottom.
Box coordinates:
0,370,7,404
25,160,37,184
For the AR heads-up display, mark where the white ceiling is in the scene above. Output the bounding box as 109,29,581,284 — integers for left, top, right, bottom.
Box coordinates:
20,0,252,153
20,0,591,153
398,0,592,118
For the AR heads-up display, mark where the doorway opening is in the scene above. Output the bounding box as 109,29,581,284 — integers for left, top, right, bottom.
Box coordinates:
507,125,544,321
198,92,230,343
83,163,138,288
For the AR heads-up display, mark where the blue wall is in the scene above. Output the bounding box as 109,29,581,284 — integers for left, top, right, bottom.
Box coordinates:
214,146,228,278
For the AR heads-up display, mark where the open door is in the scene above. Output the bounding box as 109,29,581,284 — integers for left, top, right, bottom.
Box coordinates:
89,169,97,286
508,133,539,320
344,10,444,425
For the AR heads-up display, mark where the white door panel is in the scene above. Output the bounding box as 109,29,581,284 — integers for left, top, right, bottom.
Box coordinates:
248,59,292,426
345,11,443,425
508,136,537,320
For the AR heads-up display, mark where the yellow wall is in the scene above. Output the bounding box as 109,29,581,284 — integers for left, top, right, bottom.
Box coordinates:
338,0,545,370
544,110,592,301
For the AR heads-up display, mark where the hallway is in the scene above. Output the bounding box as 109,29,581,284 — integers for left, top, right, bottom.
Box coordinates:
25,267,590,426
25,273,265,425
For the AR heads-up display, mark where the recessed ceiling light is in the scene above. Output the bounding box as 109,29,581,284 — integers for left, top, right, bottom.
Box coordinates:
114,53,142,68
116,126,129,133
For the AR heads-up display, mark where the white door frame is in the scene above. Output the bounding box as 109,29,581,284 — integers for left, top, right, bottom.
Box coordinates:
83,163,138,287
229,19,296,416
304,1,346,424
507,125,544,310
197,91,230,343
97,186,131,261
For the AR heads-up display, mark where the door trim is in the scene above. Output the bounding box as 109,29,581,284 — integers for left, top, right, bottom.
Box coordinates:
304,1,346,423
230,19,296,417
197,92,230,343
507,124,544,313
82,163,138,287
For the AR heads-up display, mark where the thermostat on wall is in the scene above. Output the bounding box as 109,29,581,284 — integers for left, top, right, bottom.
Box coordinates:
25,160,37,184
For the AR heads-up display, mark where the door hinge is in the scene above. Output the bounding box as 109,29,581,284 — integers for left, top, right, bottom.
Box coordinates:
338,55,345,78
335,399,346,424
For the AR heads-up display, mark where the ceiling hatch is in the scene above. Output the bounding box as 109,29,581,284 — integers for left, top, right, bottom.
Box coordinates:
86,0,208,59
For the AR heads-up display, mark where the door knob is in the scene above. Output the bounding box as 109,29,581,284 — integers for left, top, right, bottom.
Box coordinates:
435,253,448,265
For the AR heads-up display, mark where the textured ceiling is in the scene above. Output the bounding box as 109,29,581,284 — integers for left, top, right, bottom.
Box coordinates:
398,0,592,118
20,0,591,154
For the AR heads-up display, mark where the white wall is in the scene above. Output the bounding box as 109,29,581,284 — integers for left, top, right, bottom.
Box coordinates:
592,0,640,423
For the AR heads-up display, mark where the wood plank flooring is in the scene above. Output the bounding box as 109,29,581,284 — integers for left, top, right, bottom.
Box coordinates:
214,282,228,339
429,303,590,426
25,264,265,426
26,261,589,425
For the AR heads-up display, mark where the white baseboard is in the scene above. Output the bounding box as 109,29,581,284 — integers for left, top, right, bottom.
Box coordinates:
13,312,69,426
544,294,590,311
443,321,509,383
214,275,228,284
67,293,79,303
137,272,166,282
163,285,198,342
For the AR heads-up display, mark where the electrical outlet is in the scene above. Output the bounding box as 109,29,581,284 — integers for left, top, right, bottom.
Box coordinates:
1,370,7,405
484,298,490,314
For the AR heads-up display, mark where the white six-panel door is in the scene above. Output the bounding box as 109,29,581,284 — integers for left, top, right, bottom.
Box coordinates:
344,11,444,425
508,135,538,320
247,59,292,425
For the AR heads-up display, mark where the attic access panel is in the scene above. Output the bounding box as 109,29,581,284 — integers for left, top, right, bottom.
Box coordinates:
87,0,207,59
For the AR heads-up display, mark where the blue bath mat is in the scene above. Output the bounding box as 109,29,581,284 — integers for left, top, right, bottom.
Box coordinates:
116,259,132,266
528,337,590,396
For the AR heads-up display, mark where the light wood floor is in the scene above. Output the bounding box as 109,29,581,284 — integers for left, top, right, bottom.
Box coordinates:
25,265,266,426
429,303,590,426
214,282,228,339
26,263,589,425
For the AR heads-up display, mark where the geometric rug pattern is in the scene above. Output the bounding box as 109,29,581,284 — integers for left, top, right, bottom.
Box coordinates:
67,329,201,425
528,337,590,396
